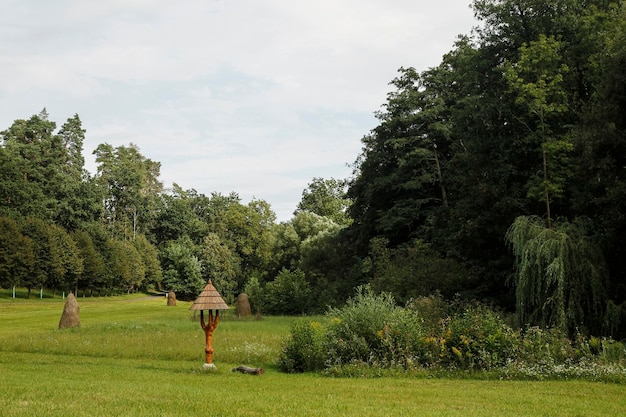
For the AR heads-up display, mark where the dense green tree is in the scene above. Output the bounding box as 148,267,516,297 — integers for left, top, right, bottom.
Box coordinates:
298,224,349,308
347,67,451,251
295,177,351,225
17,217,80,298
366,238,469,305
0,216,34,291
0,144,39,218
151,184,208,245
160,237,204,300
504,34,573,228
19,217,53,298
132,234,162,291
265,268,312,315
291,211,337,241
266,221,301,276
199,232,240,302
0,111,99,229
70,229,105,295
55,114,98,230
98,238,144,295
0,110,60,221
94,143,162,239
202,195,276,290
46,223,83,297
343,0,626,315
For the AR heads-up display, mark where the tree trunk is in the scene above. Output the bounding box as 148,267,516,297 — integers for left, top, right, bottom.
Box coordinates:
232,365,265,375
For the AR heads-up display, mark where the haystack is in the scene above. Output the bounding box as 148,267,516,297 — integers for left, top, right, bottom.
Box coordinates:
58,293,81,329
167,291,177,306
236,293,252,317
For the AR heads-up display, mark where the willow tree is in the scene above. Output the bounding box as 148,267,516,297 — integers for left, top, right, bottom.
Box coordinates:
506,216,606,335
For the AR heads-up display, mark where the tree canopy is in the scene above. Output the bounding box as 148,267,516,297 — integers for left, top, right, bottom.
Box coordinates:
1,0,625,337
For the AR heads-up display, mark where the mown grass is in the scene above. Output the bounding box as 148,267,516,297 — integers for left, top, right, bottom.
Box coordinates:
1,294,626,416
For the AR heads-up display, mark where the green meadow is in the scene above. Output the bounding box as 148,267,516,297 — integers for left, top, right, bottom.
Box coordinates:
1,293,625,417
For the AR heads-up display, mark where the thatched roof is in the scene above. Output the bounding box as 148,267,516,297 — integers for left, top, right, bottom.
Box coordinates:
189,280,229,310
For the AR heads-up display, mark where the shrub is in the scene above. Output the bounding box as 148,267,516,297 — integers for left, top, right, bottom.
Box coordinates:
277,287,626,380
278,320,326,373
265,268,312,315
515,326,576,366
324,286,424,368
325,286,396,365
442,303,519,370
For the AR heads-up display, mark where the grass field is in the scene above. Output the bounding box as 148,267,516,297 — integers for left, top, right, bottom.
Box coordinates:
1,292,625,416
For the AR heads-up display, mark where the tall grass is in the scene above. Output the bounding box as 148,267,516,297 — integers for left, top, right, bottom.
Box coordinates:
0,294,290,366
1,294,626,416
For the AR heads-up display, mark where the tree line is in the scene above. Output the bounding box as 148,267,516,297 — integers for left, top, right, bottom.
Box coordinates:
1,0,625,339
343,0,626,338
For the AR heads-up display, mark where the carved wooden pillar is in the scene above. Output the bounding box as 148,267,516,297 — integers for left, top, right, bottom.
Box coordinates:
200,309,220,364
190,280,229,368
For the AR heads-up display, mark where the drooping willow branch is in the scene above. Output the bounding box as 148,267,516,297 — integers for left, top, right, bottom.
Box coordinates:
506,215,607,335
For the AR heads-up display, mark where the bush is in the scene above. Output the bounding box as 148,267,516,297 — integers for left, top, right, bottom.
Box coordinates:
324,286,425,368
324,286,395,364
277,287,626,379
278,320,326,373
441,303,518,370
265,268,312,315
515,326,576,366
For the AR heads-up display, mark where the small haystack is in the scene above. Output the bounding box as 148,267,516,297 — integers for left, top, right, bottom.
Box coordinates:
236,293,252,317
167,291,177,306
58,293,81,329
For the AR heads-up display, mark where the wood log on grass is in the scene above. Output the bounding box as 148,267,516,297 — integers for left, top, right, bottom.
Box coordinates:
232,365,265,375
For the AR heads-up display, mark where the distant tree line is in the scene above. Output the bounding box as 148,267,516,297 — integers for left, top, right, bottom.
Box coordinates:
1,0,625,339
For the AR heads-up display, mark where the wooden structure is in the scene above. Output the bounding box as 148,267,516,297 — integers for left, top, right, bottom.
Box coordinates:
189,280,229,368
232,365,265,375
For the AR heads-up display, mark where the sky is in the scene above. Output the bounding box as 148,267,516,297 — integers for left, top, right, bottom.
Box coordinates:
0,0,477,222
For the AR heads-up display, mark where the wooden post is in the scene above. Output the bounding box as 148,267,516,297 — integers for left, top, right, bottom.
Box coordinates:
200,310,220,364
190,280,228,369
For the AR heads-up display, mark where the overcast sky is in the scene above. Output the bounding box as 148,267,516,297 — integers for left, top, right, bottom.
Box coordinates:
1,0,477,222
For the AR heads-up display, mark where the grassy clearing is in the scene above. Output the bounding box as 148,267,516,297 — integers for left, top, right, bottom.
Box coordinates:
1,294,625,416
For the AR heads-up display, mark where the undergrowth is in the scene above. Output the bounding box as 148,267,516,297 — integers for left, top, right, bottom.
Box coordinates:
278,286,626,382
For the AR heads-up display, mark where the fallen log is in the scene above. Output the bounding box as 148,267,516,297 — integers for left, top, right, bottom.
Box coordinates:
232,365,265,375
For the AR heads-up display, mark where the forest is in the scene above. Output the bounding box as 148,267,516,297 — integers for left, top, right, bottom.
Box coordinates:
1,0,625,339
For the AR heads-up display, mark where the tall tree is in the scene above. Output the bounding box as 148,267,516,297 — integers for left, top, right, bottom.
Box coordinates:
132,234,162,291
295,177,351,225
504,34,573,228
199,232,240,301
94,143,162,239
55,114,96,230
19,217,52,298
71,229,105,295
46,223,83,297
347,67,451,251
0,216,34,292
0,110,59,220
160,237,204,300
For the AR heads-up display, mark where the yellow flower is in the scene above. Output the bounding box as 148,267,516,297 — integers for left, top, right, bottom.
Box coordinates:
452,346,463,361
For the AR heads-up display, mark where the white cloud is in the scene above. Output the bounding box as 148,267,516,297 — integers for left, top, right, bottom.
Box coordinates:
0,0,476,221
